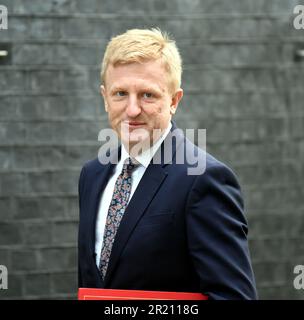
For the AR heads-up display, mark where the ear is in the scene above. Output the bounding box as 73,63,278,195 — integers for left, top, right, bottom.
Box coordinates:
100,85,108,112
170,88,183,115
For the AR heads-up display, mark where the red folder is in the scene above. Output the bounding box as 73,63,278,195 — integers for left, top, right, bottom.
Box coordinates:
78,288,208,300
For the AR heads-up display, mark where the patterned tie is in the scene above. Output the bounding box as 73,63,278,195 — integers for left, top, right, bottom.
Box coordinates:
99,157,138,280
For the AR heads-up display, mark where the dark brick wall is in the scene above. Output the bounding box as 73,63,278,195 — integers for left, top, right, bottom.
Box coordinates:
0,0,303,299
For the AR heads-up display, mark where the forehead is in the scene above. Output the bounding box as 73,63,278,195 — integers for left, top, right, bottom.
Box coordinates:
105,60,169,91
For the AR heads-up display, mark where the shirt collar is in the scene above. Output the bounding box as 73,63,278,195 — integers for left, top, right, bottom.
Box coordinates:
120,122,172,169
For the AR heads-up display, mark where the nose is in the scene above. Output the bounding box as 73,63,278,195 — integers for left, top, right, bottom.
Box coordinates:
126,95,141,118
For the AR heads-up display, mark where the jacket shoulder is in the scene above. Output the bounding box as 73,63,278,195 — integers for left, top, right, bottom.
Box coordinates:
182,136,240,184
82,157,103,172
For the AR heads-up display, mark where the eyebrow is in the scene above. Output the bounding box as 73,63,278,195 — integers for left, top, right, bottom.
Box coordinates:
109,83,164,95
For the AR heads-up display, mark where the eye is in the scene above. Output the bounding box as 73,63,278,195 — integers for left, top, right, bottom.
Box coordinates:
115,91,127,97
142,92,153,99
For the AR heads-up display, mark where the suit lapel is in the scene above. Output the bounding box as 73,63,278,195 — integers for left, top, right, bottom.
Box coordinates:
103,163,168,285
87,148,120,256
104,121,185,286
85,162,113,288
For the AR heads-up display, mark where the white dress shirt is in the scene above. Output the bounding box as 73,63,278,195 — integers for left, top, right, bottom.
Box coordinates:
95,122,172,266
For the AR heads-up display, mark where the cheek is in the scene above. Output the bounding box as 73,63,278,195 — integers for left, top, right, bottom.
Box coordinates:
107,103,124,118
143,101,169,116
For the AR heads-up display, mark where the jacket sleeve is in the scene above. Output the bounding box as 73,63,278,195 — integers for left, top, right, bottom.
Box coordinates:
185,162,257,300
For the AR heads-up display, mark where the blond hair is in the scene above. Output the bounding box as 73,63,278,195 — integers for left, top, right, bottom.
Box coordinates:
100,28,182,93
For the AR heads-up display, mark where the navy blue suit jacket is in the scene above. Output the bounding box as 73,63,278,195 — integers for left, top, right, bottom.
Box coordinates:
78,122,257,299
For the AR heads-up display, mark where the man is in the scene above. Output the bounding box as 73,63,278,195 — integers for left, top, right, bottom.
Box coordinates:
78,28,257,299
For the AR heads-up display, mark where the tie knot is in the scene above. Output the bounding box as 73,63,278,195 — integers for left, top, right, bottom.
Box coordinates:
122,157,139,174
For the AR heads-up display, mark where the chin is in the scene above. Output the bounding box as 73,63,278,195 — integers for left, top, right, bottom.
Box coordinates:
122,136,152,151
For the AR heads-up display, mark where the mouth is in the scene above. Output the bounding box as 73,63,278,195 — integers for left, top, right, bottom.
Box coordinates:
124,121,146,128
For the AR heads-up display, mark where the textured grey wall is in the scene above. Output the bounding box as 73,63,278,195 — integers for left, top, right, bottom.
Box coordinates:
0,0,304,299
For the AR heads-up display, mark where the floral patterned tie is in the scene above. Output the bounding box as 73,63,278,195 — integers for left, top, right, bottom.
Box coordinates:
99,157,138,280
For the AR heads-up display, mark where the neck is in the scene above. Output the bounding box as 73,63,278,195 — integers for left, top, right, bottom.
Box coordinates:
122,128,168,157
